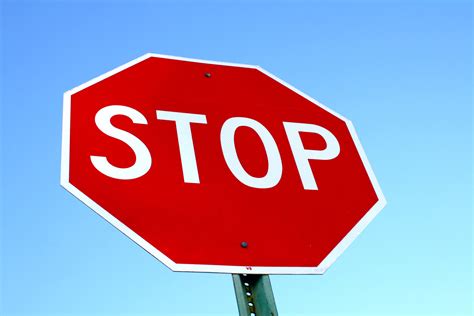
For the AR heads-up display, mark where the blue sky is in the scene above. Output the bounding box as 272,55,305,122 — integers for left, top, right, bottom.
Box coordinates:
1,1,472,315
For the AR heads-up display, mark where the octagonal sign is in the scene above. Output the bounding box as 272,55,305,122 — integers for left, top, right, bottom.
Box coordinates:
61,54,386,274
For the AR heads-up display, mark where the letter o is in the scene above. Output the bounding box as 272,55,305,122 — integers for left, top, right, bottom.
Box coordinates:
220,117,282,189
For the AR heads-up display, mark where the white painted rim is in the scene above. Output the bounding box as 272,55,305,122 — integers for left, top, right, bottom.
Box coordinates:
61,53,386,275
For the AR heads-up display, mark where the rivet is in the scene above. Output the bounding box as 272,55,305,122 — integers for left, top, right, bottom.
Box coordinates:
241,241,248,248
204,72,211,78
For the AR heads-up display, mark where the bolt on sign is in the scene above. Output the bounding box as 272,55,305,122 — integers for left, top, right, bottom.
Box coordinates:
61,54,386,274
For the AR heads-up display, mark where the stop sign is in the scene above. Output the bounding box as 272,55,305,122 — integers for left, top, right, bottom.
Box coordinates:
61,54,385,274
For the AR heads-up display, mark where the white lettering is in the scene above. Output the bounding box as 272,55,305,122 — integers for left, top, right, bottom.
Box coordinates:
156,110,207,183
221,117,282,189
91,105,151,180
283,122,340,190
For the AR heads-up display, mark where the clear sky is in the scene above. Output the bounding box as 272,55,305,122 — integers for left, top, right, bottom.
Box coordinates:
1,0,472,315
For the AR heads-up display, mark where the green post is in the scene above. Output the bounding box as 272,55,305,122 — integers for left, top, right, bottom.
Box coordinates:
232,274,278,316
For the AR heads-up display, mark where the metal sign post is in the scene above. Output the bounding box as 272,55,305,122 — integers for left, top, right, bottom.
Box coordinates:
232,274,278,316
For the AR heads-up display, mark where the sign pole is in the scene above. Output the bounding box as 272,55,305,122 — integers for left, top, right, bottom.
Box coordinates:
232,274,278,316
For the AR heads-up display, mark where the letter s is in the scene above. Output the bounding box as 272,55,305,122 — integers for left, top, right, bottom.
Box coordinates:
90,105,151,180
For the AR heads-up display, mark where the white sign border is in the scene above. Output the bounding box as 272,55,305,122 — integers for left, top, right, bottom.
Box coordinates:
61,53,386,275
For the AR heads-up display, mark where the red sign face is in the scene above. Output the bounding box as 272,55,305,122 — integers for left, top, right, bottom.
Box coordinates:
61,54,385,274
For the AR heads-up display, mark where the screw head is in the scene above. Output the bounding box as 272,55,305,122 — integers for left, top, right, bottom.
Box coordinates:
204,72,211,78
241,241,248,248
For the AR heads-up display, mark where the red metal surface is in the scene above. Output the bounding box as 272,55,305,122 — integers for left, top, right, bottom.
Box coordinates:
66,55,379,270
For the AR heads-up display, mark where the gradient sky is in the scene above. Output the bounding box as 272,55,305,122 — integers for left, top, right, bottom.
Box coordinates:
1,1,472,315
